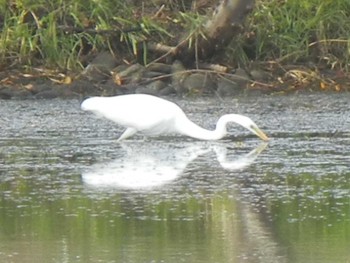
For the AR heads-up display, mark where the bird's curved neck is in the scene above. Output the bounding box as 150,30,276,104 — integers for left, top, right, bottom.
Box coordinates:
175,115,229,140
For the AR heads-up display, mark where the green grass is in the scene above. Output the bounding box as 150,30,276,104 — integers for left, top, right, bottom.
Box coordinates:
0,0,350,72
244,0,350,69
0,0,167,70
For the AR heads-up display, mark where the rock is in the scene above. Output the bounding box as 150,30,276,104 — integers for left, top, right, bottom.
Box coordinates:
233,68,251,84
34,89,60,99
99,79,123,96
171,60,187,95
146,63,172,74
26,83,52,95
215,68,252,97
69,79,99,96
0,87,15,99
250,69,271,82
81,51,118,82
143,71,165,78
33,83,78,99
0,86,32,99
182,73,216,94
15,89,33,99
159,86,175,96
135,86,158,95
217,76,241,97
145,80,167,91
135,80,167,95
112,64,129,74
112,64,145,85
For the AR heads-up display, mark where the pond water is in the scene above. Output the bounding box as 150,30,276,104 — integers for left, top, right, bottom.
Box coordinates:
0,93,349,263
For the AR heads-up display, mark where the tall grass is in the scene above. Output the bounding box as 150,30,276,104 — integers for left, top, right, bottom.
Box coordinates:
0,0,350,71
245,0,350,69
0,0,169,70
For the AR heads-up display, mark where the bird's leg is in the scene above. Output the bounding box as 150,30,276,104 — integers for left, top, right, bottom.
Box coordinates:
117,128,137,141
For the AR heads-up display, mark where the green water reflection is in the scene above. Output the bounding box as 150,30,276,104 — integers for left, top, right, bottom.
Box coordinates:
265,172,350,263
1,169,349,262
0,190,260,262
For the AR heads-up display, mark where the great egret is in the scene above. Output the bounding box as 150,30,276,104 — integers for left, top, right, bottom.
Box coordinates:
81,94,269,141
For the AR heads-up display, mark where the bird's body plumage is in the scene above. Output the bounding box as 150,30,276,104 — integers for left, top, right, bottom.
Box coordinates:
81,94,269,141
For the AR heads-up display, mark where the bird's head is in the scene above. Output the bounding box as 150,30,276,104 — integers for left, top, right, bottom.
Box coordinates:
237,115,269,141
222,114,269,141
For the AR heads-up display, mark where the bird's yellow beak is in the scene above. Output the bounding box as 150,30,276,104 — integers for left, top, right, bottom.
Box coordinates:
253,127,269,141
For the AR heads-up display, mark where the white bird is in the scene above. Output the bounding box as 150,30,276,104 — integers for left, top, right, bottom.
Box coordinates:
81,94,269,141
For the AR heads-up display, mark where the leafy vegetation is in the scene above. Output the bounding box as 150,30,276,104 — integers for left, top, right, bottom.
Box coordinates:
0,0,349,76
0,0,171,70
246,0,350,70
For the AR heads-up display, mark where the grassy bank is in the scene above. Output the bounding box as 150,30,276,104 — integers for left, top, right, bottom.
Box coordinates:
0,0,141,70
0,0,349,73
246,0,350,70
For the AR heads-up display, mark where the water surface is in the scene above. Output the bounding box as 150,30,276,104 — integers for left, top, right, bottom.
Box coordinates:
0,94,349,263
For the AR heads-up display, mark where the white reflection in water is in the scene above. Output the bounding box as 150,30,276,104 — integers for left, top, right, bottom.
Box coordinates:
82,142,267,189
213,143,267,170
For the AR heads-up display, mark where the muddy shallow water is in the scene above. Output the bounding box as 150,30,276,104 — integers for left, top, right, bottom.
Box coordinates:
0,93,349,263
